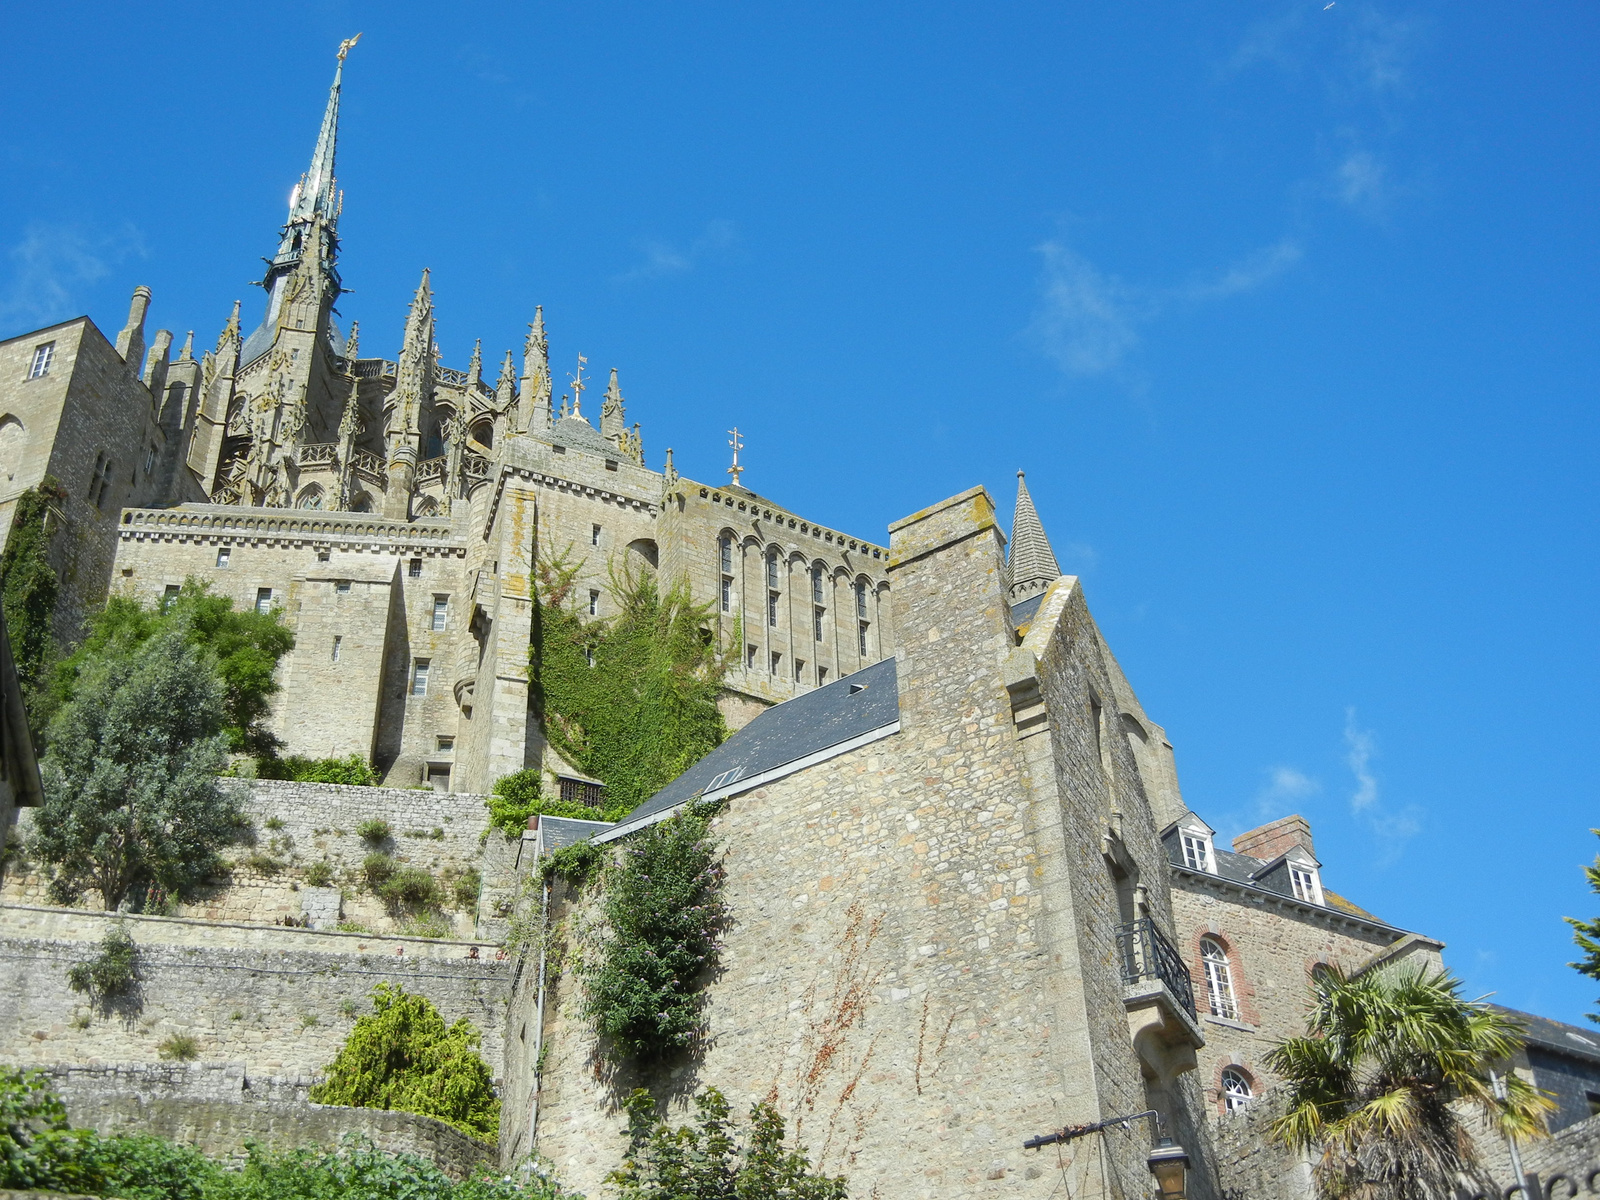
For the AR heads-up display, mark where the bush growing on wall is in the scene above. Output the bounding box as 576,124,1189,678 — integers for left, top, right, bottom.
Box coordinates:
0,478,65,724
65,924,138,1003
309,982,500,1141
485,768,601,835
531,555,727,821
258,753,380,786
583,800,727,1062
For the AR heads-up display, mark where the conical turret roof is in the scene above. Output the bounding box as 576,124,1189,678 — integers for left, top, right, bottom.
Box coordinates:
1008,470,1062,602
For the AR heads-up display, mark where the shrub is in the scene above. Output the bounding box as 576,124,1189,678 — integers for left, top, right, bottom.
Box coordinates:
583,800,726,1062
611,1086,845,1200
65,925,137,1002
453,867,482,911
357,818,391,843
258,753,380,785
403,912,452,939
156,1032,199,1061
244,852,284,875
304,859,335,888
378,867,440,914
308,983,500,1140
362,853,396,890
487,767,603,835
539,840,603,887
263,816,285,830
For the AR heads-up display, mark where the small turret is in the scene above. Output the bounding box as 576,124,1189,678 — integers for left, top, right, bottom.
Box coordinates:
115,285,151,368
495,350,517,410
600,367,626,447
518,307,551,433
1007,470,1063,602
178,331,194,362
467,338,483,388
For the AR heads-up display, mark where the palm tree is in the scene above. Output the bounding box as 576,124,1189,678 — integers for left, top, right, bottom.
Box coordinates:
1265,962,1552,1200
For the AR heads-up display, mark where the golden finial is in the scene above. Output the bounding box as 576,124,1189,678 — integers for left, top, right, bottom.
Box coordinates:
727,427,744,486
569,354,588,418
338,33,362,64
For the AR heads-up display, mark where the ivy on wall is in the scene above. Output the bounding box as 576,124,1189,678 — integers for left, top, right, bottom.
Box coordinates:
582,800,727,1063
485,767,601,836
530,553,727,822
0,478,65,724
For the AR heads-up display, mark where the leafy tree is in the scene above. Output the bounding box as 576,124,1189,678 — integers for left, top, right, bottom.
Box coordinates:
1266,962,1552,1200
29,624,241,910
309,982,500,1140
584,800,727,1062
610,1086,847,1200
41,578,293,757
533,555,727,821
1564,829,1600,1021
0,479,65,721
486,767,602,835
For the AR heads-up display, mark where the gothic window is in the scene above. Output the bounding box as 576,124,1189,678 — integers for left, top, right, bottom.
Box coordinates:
858,621,869,656
766,551,780,591
433,596,449,631
1201,938,1239,1021
411,658,431,696
1220,1068,1253,1113
768,591,779,627
297,486,323,509
811,565,824,603
0,415,24,483
720,576,731,613
855,580,868,618
470,419,493,448
814,606,824,641
719,536,733,574
27,343,53,379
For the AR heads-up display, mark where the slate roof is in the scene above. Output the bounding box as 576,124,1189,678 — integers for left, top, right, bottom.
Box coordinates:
548,416,617,458
1009,592,1045,629
536,815,614,851
600,656,901,840
1492,1005,1600,1063
1162,826,1400,930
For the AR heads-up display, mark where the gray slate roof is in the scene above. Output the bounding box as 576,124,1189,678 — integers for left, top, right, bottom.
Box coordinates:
1010,592,1045,628
548,416,617,458
606,656,900,836
536,815,614,851
1492,1005,1600,1063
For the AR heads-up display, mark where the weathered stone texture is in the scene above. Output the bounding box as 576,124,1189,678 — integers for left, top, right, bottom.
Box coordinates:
0,905,511,1079
38,1061,496,1179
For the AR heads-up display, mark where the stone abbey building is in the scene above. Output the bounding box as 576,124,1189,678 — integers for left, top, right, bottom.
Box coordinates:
5,42,1599,1200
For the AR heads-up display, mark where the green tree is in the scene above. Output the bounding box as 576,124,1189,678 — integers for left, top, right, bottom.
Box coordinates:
29,624,241,910
1266,962,1552,1200
0,479,65,720
533,555,726,821
1564,829,1600,1021
309,982,500,1141
41,578,293,757
584,800,727,1062
610,1086,847,1200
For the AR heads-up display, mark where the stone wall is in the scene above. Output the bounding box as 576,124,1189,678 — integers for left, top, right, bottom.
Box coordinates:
0,904,511,1080
36,1061,496,1180
2,779,510,939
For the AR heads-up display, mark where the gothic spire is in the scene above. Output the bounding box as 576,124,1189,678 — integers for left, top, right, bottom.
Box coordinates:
495,350,517,408
600,366,626,445
289,34,360,231
468,338,483,387
1008,470,1062,602
519,306,551,433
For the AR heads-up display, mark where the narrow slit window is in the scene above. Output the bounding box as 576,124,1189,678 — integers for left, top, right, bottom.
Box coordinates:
588,590,599,617
331,635,342,662
768,591,779,627
811,566,824,603
411,658,431,696
591,523,601,546
814,606,824,641
766,552,779,590
746,643,757,670
858,621,868,656
720,576,731,613
795,658,805,682
855,581,868,618
770,651,782,675
719,536,733,574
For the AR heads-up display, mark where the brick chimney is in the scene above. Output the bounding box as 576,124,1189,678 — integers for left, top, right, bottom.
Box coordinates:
1232,814,1314,862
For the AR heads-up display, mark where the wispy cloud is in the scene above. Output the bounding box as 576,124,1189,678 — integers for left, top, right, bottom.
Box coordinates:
0,222,144,332
615,219,738,284
1029,237,1301,378
1343,708,1422,862
1257,765,1320,814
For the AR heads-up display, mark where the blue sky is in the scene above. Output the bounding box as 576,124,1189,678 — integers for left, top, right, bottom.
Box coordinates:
2,3,1597,1022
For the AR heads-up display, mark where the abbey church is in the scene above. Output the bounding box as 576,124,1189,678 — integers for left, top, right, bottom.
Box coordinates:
0,42,892,795
5,42,1600,1200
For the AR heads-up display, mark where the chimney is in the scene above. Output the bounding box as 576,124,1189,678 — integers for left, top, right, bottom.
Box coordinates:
115,285,152,368
1232,814,1314,862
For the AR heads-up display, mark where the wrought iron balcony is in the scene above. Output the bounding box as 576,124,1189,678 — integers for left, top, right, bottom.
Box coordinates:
1117,917,1196,1021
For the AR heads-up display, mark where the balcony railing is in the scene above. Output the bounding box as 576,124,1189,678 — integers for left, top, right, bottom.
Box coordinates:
1117,917,1196,1021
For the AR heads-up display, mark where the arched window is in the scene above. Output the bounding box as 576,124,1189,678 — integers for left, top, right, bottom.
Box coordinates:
1201,937,1238,1021
1220,1067,1253,1112
470,419,494,449
296,486,324,510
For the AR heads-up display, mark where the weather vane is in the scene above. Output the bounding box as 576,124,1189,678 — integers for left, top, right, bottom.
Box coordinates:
727,427,744,485
569,355,588,418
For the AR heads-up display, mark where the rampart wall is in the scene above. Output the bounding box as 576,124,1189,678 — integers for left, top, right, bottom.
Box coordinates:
35,1061,496,1180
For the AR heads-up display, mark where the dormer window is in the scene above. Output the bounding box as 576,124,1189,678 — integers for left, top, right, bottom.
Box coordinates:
1181,832,1212,872
1290,863,1323,905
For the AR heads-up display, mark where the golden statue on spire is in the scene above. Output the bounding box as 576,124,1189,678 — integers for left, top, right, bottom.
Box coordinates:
338,33,362,63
